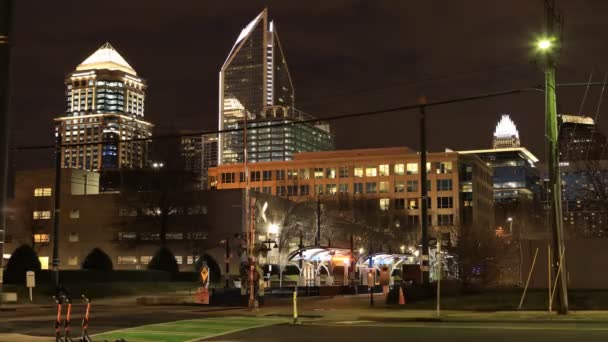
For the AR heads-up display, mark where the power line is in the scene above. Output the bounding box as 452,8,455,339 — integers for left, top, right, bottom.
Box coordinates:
10,87,541,152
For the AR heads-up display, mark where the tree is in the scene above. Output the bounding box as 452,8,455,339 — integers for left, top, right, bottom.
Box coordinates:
450,223,504,286
116,169,200,246
3,244,41,284
81,248,113,271
148,247,179,274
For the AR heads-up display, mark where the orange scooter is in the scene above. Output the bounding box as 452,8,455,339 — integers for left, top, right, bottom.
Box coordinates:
80,295,125,342
53,296,63,342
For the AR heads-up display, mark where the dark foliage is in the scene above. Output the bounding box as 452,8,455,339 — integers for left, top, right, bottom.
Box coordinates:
3,244,41,284
81,248,113,271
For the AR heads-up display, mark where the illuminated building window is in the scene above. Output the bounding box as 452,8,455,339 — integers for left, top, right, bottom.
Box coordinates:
287,169,298,180
314,168,324,179
140,256,152,264
408,199,419,210
379,198,390,211
117,256,138,265
326,184,337,194
33,234,50,243
34,188,52,197
175,256,183,265
406,163,418,175
354,167,364,177
326,168,336,179
395,180,405,193
394,164,405,175
379,164,390,176
68,256,78,266
33,211,51,220
69,232,79,242
365,167,377,177
69,210,80,219
187,256,194,265
379,181,389,193
436,162,453,174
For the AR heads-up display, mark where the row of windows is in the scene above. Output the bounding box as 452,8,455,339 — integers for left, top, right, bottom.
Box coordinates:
118,255,195,265
219,162,453,184
34,188,52,197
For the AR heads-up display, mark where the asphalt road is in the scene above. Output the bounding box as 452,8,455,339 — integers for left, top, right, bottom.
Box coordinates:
206,322,608,342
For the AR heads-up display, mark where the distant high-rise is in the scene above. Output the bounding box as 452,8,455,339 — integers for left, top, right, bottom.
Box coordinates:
218,9,333,165
493,114,521,149
180,133,218,188
558,114,607,163
54,43,153,171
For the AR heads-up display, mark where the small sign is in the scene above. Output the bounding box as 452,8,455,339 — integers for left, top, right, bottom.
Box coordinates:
195,288,210,304
26,271,35,288
200,265,209,288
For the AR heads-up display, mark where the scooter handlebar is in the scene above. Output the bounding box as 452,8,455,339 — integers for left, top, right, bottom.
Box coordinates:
52,296,62,304
81,294,90,303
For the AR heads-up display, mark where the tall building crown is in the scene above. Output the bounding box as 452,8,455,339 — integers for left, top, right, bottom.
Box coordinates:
493,114,521,148
76,42,137,75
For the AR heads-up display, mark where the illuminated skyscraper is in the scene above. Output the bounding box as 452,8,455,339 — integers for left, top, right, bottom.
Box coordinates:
492,114,521,149
218,9,333,165
54,42,153,171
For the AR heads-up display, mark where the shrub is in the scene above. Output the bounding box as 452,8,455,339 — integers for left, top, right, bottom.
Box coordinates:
81,248,113,271
4,244,41,284
148,247,178,274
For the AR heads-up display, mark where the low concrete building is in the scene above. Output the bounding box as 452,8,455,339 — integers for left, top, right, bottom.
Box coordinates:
5,168,246,274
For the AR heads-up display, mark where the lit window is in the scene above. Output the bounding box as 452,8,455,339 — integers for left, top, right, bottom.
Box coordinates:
68,232,79,242
436,162,453,174
140,256,152,264
326,168,336,179
175,256,183,265
408,199,419,209
187,256,194,265
394,164,405,175
299,169,310,180
406,163,418,175
379,181,389,193
68,256,78,266
33,211,51,220
365,167,377,177
117,256,138,265
395,180,405,193
379,198,390,211
33,234,50,243
314,168,323,179
34,188,52,197
287,169,298,180
326,184,337,194
379,164,389,176
69,209,80,219
354,167,364,177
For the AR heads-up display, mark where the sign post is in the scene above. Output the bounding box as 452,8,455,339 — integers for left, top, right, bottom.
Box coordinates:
26,271,35,302
195,264,210,304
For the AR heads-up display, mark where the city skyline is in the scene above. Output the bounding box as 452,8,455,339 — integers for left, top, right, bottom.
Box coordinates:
7,1,608,170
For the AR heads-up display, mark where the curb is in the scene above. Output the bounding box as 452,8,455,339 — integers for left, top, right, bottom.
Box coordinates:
358,316,608,324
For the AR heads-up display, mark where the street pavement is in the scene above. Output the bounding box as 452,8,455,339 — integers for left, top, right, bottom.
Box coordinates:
2,293,608,341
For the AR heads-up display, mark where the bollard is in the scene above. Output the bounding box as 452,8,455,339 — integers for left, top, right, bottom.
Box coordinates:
292,290,300,325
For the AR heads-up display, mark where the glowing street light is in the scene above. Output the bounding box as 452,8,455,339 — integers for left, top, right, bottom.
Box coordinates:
268,223,280,235
400,245,405,253
536,37,556,52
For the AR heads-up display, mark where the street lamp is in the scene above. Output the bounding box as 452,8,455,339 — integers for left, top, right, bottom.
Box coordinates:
507,217,513,234
536,37,555,51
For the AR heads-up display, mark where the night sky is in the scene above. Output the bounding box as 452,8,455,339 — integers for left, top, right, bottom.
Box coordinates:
8,1,608,169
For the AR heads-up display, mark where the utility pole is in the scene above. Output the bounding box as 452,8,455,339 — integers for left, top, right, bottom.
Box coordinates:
0,0,12,298
315,196,321,246
419,95,430,285
51,134,62,287
539,0,568,314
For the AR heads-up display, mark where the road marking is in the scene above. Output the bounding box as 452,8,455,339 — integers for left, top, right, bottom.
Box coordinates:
94,316,286,342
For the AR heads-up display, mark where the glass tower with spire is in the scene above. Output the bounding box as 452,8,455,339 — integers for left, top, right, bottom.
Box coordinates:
54,43,153,171
218,9,333,165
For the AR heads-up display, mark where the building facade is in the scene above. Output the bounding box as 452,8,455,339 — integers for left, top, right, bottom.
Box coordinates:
218,9,333,165
4,169,246,272
180,133,219,188
55,43,153,171
558,114,608,237
208,147,495,238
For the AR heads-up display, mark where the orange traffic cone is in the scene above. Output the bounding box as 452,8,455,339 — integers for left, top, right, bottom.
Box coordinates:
399,287,406,305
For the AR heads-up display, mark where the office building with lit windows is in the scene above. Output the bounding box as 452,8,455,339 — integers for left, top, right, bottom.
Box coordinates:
208,147,495,236
180,133,219,188
218,9,333,165
54,42,153,171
